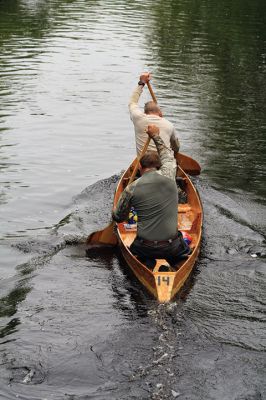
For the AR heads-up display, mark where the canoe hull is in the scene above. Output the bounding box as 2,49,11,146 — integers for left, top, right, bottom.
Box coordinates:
114,158,203,303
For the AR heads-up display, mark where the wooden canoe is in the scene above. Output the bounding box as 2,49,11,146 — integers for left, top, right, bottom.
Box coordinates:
113,159,203,303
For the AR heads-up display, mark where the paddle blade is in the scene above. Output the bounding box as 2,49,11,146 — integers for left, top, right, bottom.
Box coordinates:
176,153,201,176
87,221,118,245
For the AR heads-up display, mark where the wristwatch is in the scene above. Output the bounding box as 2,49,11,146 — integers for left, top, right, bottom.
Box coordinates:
138,80,145,87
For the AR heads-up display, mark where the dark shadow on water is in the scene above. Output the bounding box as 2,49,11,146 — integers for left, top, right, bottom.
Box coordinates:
85,244,155,315
85,244,117,270
0,279,31,341
0,318,20,340
0,285,31,319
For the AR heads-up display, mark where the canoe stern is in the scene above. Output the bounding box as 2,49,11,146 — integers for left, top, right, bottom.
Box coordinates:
154,272,176,303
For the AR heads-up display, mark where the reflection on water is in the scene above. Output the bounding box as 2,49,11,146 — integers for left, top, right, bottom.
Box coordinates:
147,1,266,201
0,0,266,399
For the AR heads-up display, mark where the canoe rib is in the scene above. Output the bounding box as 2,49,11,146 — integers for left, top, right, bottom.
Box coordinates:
114,158,203,302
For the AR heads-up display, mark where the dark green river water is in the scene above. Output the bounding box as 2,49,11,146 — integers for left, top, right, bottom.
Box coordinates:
0,1,265,399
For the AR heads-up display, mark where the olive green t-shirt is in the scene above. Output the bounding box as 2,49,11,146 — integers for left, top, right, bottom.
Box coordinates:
130,170,178,241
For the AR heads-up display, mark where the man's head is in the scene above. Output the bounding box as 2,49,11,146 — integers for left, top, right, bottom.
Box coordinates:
140,151,161,172
144,101,162,117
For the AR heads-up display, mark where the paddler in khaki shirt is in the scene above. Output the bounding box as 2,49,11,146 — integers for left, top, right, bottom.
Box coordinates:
128,72,180,160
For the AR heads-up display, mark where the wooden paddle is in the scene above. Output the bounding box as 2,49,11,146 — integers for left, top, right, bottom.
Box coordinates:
147,81,201,176
87,137,151,245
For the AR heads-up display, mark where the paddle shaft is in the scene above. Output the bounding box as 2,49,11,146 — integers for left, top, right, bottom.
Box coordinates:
147,81,157,103
128,137,151,185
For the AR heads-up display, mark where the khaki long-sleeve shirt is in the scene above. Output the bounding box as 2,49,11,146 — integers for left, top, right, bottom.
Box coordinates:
129,85,180,156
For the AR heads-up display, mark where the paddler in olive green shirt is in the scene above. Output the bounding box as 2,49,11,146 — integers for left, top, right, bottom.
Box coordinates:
112,125,190,270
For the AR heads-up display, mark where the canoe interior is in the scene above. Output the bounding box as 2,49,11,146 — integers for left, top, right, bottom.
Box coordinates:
113,159,203,302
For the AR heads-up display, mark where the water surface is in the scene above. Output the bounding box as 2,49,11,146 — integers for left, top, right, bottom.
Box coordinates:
0,1,265,399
